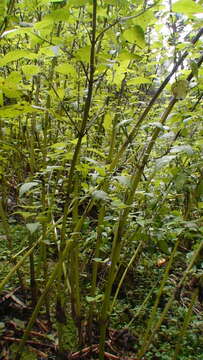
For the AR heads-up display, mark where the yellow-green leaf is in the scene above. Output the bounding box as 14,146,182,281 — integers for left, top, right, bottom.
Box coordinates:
103,113,112,132
128,77,151,85
123,25,145,48
173,0,203,16
75,46,91,62
0,50,32,66
171,79,189,99
22,65,41,77
55,63,76,76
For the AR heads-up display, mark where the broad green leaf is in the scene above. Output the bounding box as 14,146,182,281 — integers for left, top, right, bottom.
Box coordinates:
55,63,76,76
86,294,103,303
69,0,88,6
170,145,193,155
158,240,170,254
173,0,203,16
111,199,128,209
171,79,189,99
198,202,203,209
117,50,135,62
0,103,43,118
19,182,39,197
92,190,109,201
136,9,156,30
155,155,176,170
22,65,41,77
1,72,22,98
13,211,37,219
128,77,151,85
39,46,56,57
71,136,87,145
103,113,112,132
114,175,131,187
75,46,91,62
45,7,70,22
190,60,199,80
123,25,145,48
26,223,41,234
93,258,107,263
34,19,53,30
86,148,106,159
0,50,35,66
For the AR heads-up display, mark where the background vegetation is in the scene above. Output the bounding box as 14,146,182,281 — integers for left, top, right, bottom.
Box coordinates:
0,0,203,359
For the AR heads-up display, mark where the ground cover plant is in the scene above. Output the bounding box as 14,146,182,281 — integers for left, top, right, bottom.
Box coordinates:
0,0,203,359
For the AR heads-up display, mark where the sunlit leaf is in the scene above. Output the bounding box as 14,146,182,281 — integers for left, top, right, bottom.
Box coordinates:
55,63,76,76
155,155,176,170
0,50,37,66
22,65,41,77
75,46,91,62
92,190,109,201
26,223,41,234
123,25,145,48
19,182,39,197
103,113,112,132
114,175,131,187
173,0,203,16
170,145,193,155
171,79,189,99
128,77,151,85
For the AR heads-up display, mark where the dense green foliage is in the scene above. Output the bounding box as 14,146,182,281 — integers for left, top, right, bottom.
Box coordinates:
0,0,203,359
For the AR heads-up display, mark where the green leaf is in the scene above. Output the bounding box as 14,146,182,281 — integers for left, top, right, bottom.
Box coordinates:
55,63,76,76
173,0,203,16
111,199,128,209
0,102,44,118
190,60,199,80
128,77,151,85
158,240,170,254
22,65,41,77
86,294,103,303
46,7,70,22
136,9,156,30
171,79,189,99
13,211,37,219
155,155,176,170
170,145,193,155
19,182,39,197
92,190,109,201
103,112,112,132
26,223,41,234
69,0,88,6
75,46,91,62
123,25,145,48
0,50,37,66
114,175,131,187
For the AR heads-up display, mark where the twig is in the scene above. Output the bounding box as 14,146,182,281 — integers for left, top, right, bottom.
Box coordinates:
2,336,56,350
96,2,159,43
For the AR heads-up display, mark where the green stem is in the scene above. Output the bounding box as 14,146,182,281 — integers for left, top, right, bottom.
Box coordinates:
137,239,203,359
138,238,180,356
109,27,203,171
110,233,145,312
99,98,178,359
172,288,198,360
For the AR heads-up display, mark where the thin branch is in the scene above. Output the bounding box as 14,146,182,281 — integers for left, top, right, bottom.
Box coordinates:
109,27,203,171
96,1,159,43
